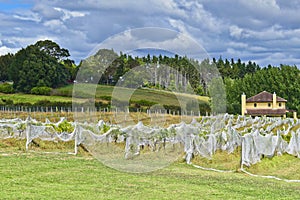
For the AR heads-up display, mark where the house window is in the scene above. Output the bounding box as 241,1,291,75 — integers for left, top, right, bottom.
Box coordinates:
279,103,282,107
254,103,257,108
268,103,271,107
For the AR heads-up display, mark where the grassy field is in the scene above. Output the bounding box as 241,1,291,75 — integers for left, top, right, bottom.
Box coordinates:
59,84,209,106
0,93,76,104
1,139,300,199
0,84,209,110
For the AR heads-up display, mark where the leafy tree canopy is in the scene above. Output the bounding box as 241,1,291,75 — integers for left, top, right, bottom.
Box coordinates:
8,40,73,93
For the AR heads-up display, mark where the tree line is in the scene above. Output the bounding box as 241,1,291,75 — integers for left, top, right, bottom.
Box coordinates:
0,40,299,114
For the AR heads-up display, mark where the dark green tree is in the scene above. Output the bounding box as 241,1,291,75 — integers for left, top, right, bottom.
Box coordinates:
9,40,72,93
0,53,14,81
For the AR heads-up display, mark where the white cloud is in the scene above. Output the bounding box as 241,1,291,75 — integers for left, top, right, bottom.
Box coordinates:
13,12,41,22
240,0,280,14
228,41,248,49
0,0,300,67
168,19,189,35
53,7,87,21
91,27,209,60
257,52,300,67
229,25,243,39
248,46,267,52
43,19,64,29
0,46,19,55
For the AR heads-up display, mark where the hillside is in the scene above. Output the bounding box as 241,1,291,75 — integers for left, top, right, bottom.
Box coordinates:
0,84,209,113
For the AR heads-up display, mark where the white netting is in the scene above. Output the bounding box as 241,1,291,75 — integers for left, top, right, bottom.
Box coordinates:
286,129,300,157
25,118,77,152
0,118,26,139
0,115,300,169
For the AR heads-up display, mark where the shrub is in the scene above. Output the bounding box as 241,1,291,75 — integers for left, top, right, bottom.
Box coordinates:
163,105,181,112
95,101,106,108
131,100,157,108
34,100,52,107
1,98,13,105
30,86,52,96
199,103,211,115
57,120,74,133
34,100,72,108
100,96,112,101
14,102,33,107
0,83,15,94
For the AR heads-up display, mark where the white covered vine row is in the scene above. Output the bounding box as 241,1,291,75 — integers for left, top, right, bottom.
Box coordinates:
1,115,300,168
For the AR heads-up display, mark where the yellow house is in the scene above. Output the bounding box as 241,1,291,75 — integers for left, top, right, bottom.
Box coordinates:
241,91,288,117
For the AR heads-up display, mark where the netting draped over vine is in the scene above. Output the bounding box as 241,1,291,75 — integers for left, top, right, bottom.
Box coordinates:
1,115,300,167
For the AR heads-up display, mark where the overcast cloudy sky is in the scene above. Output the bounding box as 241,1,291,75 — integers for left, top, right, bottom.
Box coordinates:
1,0,300,67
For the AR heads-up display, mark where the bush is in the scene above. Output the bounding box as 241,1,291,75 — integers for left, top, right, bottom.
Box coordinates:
34,100,52,107
199,103,211,115
57,120,74,133
30,86,52,96
14,102,33,107
163,105,181,113
131,100,157,108
1,98,13,105
100,96,112,101
34,100,72,108
0,83,15,94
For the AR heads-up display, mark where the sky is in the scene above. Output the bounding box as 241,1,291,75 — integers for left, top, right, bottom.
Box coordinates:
1,0,300,67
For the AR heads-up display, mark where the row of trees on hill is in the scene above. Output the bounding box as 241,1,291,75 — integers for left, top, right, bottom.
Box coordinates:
213,57,260,79
77,49,213,95
0,40,299,114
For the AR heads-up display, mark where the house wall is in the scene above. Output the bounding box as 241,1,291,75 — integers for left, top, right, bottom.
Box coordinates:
276,102,286,109
246,102,271,109
245,102,286,109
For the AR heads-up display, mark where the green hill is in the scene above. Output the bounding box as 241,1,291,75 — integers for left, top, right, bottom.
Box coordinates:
0,84,209,112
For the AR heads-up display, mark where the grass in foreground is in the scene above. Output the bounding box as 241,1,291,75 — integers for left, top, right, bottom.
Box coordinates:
1,152,300,200
1,140,300,199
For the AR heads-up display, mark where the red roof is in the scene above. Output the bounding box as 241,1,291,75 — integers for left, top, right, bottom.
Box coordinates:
246,109,287,116
246,91,287,103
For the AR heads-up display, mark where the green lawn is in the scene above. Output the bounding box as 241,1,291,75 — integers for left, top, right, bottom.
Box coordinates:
0,84,209,108
59,84,209,106
0,93,75,104
1,148,300,199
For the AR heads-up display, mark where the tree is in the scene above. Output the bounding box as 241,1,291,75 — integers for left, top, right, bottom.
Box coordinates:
9,40,72,93
35,40,70,61
0,53,13,81
77,49,118,84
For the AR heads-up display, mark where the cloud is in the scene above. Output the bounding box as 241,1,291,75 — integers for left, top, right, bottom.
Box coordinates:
53,7,87,21
0,0,300,68
240,0,280,13
229,25,243,39
43,19,64,29
0,46,19,55
90,27,209,61
13,10,41,22
31,3,62,20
